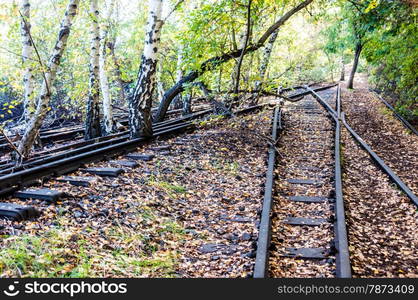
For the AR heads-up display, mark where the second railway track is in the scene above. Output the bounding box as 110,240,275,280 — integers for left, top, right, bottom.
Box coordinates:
265,85,349,277
254,82,417,278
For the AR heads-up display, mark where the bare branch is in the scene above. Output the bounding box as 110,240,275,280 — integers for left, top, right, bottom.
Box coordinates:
163,0,185,22
0,129,24,159
0,46,41,63
18,9,51,96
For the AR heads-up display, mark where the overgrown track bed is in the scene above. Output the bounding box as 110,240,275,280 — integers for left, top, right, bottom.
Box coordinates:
341,120,418,277
0,105,211,156
342,88,418,195
371,91,418,136
0,108,223,197
267,86,349,277
0,107,273,277
314,85,417,277
0,109,213,177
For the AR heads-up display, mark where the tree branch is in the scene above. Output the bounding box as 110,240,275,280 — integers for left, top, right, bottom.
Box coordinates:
154,0,314,121
0,129,24,159
163,0,185,22
18,9,51,96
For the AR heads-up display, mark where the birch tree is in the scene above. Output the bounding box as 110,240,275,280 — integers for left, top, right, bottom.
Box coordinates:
99,0,115,135
154,0,315,122
171,51,184,109
172,0,198,114
17,0,80,158
129,0,163,138
106,0,126,105
20,0,34,124
85,0,102,139
254,28,279,90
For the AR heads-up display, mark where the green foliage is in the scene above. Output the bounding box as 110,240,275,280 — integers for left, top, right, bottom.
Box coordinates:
323,0,417,120
361,2,418,120
0,0,416,125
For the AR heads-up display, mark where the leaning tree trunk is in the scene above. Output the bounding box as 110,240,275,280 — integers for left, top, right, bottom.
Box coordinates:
347,43,363,89
154,0,314,122
156,62,165,103
99,0,115,135
20,0,34,124
17,0,80,158
254,28,279,90
129,0,163,138
85,0,102,139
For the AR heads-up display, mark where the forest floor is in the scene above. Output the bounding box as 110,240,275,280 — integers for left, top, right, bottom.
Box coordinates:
340,73,418,277
1,74,417,278
0,105,273,277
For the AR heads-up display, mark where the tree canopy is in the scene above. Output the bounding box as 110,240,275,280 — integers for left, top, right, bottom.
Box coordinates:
0,0,416,153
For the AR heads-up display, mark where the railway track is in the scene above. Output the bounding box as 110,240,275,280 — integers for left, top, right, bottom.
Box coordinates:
311,87,418,207
255,84,350,278
0,105,211,154
0,103,272,222
254,83,417,278
370,90,418,136
0,85,331,219
0,109,213,175
1,80,415,277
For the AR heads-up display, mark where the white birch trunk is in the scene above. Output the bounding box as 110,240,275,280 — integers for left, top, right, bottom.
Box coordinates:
171,49,184,109
20,0,34,123
254,28,279,90
99,0,114,135
156,62,165,103
129,0,163,138
17,0,80,158
85,0,102,139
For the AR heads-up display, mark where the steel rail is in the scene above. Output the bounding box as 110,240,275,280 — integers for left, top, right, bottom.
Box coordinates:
287,84,338,100
0,109,214,176
370,90,418,136
341,112,418,207
0,104,267,197
307,84,351,278
252,84,340,278
0,106,211,153
0,123,191,195
253,106,281,278
306,86,338,117
333,85,352,278
312,85,417,206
